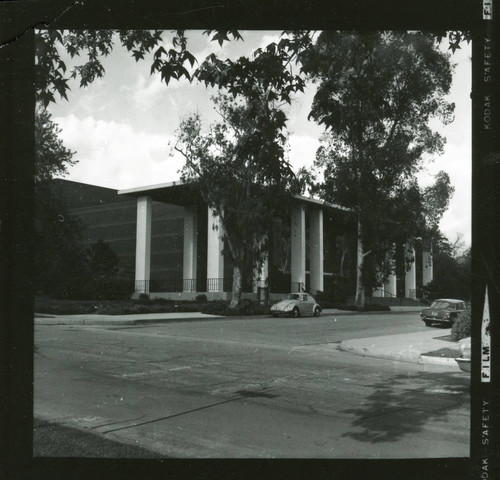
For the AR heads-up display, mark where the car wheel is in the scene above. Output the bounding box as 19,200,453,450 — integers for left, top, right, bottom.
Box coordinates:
291,307,300,318
313,306,321,317
424,320,432,327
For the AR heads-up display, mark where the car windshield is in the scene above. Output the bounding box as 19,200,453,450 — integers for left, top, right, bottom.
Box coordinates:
287,294,300,300
430,301,454,309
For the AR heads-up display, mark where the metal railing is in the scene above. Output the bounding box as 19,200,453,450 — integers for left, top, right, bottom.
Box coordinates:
150,278,184,292
377,288,397,298
183,278,196,292
206,277,232,292
135,279,150,293
135,278,195,293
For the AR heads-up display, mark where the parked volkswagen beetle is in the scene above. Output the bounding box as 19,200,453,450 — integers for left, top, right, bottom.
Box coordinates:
420,298,467,327
270,293,322,318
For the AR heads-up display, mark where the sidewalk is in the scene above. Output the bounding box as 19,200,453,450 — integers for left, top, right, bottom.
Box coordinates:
340,329,463,367
34,311,225,326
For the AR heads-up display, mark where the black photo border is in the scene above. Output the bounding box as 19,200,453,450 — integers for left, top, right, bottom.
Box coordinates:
1,0,498,479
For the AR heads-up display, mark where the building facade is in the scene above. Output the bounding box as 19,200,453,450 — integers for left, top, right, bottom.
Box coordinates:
118,181,434,302
54,179,433,302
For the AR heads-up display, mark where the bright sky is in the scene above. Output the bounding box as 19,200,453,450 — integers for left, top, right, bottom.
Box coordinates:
47,31,472,247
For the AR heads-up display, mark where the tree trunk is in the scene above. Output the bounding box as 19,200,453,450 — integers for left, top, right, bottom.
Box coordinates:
229,264,242,309
354,218,365,308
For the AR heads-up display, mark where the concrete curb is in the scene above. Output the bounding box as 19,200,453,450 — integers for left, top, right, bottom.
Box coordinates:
339,341,458,367
418,355,459,367
339,330,462,368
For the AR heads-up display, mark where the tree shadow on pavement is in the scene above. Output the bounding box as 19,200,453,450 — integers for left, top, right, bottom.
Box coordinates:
340,370,470,443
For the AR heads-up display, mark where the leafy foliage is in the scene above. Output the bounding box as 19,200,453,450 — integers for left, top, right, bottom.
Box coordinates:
84,239,120,277
451,303,471,341
176,37,313,308
432,30,472,53
200,299,269,316
34,29,469,107
302,31,455,306
35,29,242,106
423,237,471,301
421,171,455,230
176,91,302,307
35,106,76,182
34,108,83,297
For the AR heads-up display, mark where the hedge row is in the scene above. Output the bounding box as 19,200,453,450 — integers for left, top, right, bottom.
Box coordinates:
201,299,270,316
451,304,471,341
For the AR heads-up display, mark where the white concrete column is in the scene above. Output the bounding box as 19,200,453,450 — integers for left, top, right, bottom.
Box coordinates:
291,205,306,292
207,207,224,292
372,282,385,298
183,206,198,292
384,244,397,297
309,209,324,294
253,255,269,293
422,244,434,286
135,195,152,293
385,272,397,297
405,242,417,299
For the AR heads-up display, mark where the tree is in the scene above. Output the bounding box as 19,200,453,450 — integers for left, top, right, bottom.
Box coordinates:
35,105,77,182
35,29,468,106
302,31,455,307
421,170,455,232
34,106,84,296
423,235,471,301
35,29,242,106
175,46,305,307
85,239,120,277
175,97,300,307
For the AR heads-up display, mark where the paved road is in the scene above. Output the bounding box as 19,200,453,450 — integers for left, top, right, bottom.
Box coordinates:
34,312,470,458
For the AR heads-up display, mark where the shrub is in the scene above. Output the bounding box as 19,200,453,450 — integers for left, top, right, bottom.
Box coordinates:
451,304,471,341
314,291,337,308
36,303,98,315
94,277,135,300
201,299,269,316
195,294,208,303
363,303,391,312
138,293,150,301
342,304,391,312
67,277,134,300
200,300,229,315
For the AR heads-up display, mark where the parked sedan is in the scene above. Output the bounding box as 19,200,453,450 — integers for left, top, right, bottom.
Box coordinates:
270,293,322,318
420,298,467,327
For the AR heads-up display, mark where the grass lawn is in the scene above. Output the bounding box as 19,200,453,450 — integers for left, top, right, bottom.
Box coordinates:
34,418,166,458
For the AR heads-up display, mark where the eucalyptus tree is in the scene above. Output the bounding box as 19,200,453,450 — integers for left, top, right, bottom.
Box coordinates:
175,42,307,308
302,31,455,307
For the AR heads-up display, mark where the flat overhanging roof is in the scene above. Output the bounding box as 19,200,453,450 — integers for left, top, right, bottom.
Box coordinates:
293,194,351,212
119,181,352,213
118,181,202,206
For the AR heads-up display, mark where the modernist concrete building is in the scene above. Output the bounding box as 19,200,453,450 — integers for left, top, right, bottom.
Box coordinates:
51,179,433,302
118,181,355,300
118,181,434,301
